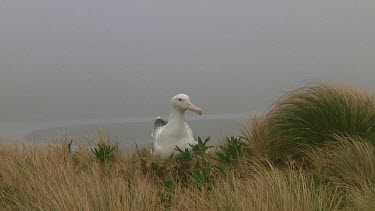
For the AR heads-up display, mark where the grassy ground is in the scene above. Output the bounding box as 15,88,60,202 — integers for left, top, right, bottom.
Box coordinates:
1,84,375,210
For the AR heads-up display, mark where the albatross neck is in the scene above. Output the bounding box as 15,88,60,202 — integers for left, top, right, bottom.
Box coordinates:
165,107,189,137
168,108,185,125
166,108,188,136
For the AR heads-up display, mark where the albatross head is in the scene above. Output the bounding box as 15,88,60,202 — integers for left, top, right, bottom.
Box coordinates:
170,94,203,115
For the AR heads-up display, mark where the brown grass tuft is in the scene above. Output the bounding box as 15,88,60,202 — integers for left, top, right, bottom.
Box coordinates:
242,83,375,164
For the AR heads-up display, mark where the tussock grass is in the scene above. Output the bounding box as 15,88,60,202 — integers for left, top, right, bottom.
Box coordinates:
243,84,375,163
309,135,375,188
348,184,375,211
175,163,342,211
308,136,375,210
1,83,375,210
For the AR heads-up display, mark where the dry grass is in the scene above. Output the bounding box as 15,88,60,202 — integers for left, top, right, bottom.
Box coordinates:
0,139,343,211
0,140,163,210
243,84,375,164
1,83,375,210
347,184,375,211
174,161,342,211
309,136,375,188
308,136,375,210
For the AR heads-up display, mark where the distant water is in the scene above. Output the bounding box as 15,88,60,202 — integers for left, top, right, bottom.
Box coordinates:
0,113,252,152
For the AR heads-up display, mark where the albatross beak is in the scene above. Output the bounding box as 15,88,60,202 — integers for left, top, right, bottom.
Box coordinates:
186,100,203,116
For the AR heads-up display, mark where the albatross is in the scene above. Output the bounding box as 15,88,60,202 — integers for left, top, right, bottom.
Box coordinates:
151,94,203,158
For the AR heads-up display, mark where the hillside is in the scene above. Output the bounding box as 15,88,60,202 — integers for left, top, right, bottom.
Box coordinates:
1,84,375,210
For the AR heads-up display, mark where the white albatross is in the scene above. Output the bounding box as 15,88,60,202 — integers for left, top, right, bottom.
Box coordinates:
151,94,203,158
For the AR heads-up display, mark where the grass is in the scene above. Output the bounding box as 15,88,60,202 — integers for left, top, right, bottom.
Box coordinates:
174,162,342,211
0,139,342,211
309,135,375,188
215,136,252,165
0,138,163,210
308,135,375,210
243,84,375,164
1,83,375,210
91,131,117,163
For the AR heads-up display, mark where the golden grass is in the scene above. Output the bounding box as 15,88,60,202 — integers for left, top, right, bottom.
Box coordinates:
174,162,342,211
242,115,269,159
347,184,375,211
1,83,375,210
0,137,344,211
242,84,375,164
309,136,375,188
0,141,164,210
308,136,375,210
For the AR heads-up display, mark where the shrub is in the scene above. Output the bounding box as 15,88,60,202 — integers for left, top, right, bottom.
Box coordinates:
215,137,252,165
190,136,213,156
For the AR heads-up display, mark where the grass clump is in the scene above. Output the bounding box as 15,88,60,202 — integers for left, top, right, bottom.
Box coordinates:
91,142,116,163
243,84,375,163
91,130,118,163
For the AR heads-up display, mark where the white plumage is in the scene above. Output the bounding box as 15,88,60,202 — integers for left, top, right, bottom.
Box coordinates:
151,94,202,158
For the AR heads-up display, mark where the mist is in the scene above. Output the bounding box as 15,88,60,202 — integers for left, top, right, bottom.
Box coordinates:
1,1,374,137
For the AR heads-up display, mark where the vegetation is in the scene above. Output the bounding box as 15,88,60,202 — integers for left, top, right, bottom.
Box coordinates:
1,83,375,210
215,136,252,165
90,131,117,163
243,84,375,164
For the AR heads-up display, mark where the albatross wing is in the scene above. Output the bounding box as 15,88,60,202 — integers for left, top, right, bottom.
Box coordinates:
151,116,168,152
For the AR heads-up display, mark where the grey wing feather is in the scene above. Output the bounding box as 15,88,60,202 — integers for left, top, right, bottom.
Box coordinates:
151,116,168,152
154,116,168,129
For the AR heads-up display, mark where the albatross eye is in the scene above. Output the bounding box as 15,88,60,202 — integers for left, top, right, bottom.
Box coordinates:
178,98,182,101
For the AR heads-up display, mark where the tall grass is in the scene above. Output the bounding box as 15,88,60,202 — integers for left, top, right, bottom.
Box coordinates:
0,139,343,211
309,135,375,188
308,136,375,210
0,140,164,210
174,161,342,211
1,83,375,210
243,84,375,163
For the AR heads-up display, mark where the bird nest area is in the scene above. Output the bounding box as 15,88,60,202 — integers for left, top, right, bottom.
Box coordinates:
1,83,375,210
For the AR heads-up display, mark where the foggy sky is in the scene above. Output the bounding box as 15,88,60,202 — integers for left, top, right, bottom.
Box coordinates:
1,0,375,122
